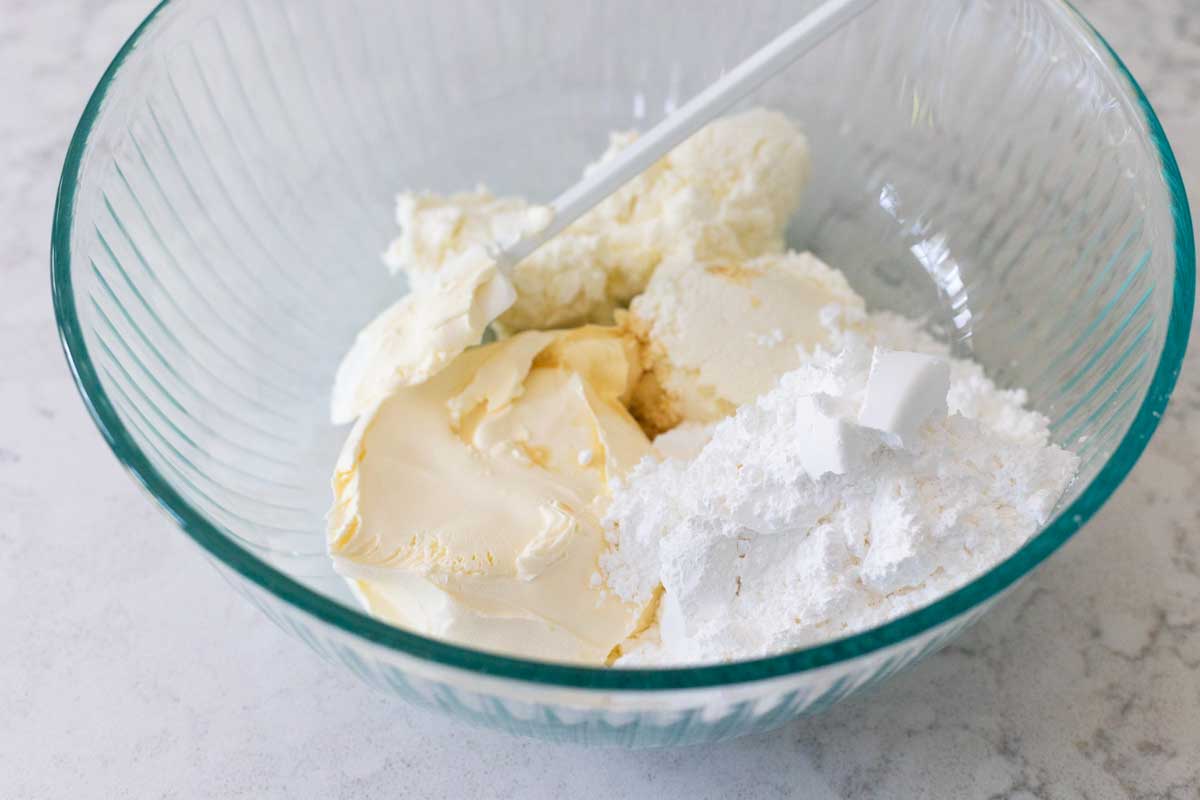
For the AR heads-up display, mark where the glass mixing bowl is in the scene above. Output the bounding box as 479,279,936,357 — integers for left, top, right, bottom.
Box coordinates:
53,0,1192,746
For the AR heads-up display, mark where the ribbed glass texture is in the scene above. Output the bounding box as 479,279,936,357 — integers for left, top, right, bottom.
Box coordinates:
53,0,1192,746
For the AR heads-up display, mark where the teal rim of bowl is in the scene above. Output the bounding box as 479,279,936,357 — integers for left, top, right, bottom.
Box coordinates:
52,0,1194,691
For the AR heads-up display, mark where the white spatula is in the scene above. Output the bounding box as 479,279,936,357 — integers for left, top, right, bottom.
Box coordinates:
494,0,878,274
331,0,877,424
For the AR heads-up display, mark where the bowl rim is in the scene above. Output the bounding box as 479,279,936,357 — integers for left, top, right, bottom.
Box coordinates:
52,0,1194,691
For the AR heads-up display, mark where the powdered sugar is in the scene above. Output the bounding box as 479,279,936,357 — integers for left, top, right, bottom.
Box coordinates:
602,316,1079,665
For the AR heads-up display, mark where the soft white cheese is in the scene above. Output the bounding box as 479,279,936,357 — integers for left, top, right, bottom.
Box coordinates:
621,250,869,434
383,108,811,333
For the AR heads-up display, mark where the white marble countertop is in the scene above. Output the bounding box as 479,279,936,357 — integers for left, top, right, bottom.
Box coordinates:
3,1,1198,797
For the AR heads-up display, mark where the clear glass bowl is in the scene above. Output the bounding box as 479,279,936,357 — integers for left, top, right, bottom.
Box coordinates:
53,0,1192,746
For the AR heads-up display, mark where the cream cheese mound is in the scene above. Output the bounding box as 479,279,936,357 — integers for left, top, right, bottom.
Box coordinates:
384,108,810,333
621,250,868,434
603,328,1079,665
329,326,655,664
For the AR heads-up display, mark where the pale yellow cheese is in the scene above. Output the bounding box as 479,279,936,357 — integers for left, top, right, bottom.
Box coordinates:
330,249,515,424
328,327,655,664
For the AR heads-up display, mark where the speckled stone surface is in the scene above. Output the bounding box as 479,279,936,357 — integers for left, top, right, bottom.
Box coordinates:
2,1,1198,797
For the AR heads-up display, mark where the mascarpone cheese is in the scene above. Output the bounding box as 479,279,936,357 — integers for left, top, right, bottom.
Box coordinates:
621,250,869,435
384,108,810,333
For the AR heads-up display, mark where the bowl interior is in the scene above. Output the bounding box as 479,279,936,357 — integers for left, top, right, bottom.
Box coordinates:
57,0,1188,678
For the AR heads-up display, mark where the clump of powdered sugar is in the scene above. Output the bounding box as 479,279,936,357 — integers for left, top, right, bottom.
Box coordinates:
602,313,1079,665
